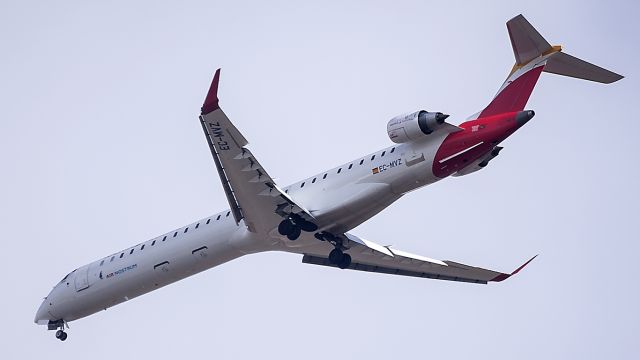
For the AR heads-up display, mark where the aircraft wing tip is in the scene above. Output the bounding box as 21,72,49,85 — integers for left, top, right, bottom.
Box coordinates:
491,254,538,282
201,68,221,115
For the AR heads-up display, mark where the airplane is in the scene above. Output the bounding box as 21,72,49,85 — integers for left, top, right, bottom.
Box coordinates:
35,14,622,341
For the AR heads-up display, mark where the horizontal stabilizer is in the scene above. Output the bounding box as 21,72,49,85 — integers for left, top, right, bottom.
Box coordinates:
544,52,624,84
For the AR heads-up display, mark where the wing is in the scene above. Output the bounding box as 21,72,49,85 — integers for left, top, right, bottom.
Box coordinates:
302,233,536,284
200,69,312,233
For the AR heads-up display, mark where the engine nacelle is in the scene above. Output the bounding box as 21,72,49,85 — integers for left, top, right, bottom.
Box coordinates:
387,110,449,143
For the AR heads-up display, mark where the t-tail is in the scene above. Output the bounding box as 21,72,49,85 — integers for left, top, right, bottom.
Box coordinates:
471,14,623,120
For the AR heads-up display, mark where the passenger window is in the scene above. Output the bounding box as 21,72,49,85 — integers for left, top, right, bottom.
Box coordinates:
184,227,188,233
359,159,364,165
323,173,327,179
381,151,386,157
100,260,104,266
110,256,115,262
120,253,124,258
301,182,305,188
206,219,211,224
226,211,230,217
195,223,200,229
348,164,353,169
162,236,167,241
216,215,221,220
141,244,145,250
129,249,134,255
173,232,177,237
152,240,156,246
390,147,395,153
312,178,316,183
371,155,375,161
337,168,342,174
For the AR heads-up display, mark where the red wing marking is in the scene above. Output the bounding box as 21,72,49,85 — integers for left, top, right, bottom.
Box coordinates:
201,68,221,115
491,255,538,282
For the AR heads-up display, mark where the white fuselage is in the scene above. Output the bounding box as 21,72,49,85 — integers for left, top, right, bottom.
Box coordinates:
35,136,449,325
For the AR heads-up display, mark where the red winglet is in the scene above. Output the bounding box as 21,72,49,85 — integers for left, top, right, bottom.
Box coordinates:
491,254,538,282
201,68,221,115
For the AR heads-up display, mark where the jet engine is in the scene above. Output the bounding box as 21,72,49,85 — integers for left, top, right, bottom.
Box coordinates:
387,110,449,143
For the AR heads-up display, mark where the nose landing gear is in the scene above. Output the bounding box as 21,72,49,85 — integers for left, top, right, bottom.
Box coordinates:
48,320,68,341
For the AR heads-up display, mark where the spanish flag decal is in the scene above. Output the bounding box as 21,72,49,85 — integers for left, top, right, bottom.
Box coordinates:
372,167,379,174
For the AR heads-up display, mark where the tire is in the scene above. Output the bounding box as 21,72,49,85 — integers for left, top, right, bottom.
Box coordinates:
329,249,343,264
278,219,294,236
55,330,63,339
287,226,301,240
298,221,318,232
338,253,352,269
60,332,68,341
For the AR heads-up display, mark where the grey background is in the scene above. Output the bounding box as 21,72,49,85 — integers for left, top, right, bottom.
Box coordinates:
1,0,638,358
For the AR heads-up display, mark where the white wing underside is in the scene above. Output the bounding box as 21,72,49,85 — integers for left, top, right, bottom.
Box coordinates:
302,233,535,284
199,69,313,234
200,107,312,233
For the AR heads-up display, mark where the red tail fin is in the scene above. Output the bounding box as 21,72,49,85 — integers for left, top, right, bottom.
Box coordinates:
479,66,544,118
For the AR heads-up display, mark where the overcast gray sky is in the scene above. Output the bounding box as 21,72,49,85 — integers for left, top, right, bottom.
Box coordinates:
1,1,638,358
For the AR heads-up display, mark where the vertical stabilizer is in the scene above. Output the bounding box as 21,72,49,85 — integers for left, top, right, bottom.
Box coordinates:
473,15,623,120
508,14,553,66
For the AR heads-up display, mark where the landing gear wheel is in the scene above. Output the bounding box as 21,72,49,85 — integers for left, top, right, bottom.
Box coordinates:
286,226,301,241
329,248,344,264
278,219,294,236
338,253,352,269
298,221,318,232
55,330,68,341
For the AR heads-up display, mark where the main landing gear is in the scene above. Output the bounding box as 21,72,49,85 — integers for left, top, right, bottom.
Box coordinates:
276,212,351,268
329,248,352,269
277,213,318,241
316,232,352,269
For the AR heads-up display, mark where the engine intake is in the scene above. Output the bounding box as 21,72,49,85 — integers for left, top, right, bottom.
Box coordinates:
387,110,449,143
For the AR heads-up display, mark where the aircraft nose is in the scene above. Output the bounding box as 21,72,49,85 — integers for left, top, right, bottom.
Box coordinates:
34,299,52,325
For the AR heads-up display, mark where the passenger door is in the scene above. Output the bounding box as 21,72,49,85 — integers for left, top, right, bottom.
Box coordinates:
74,265,90,291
